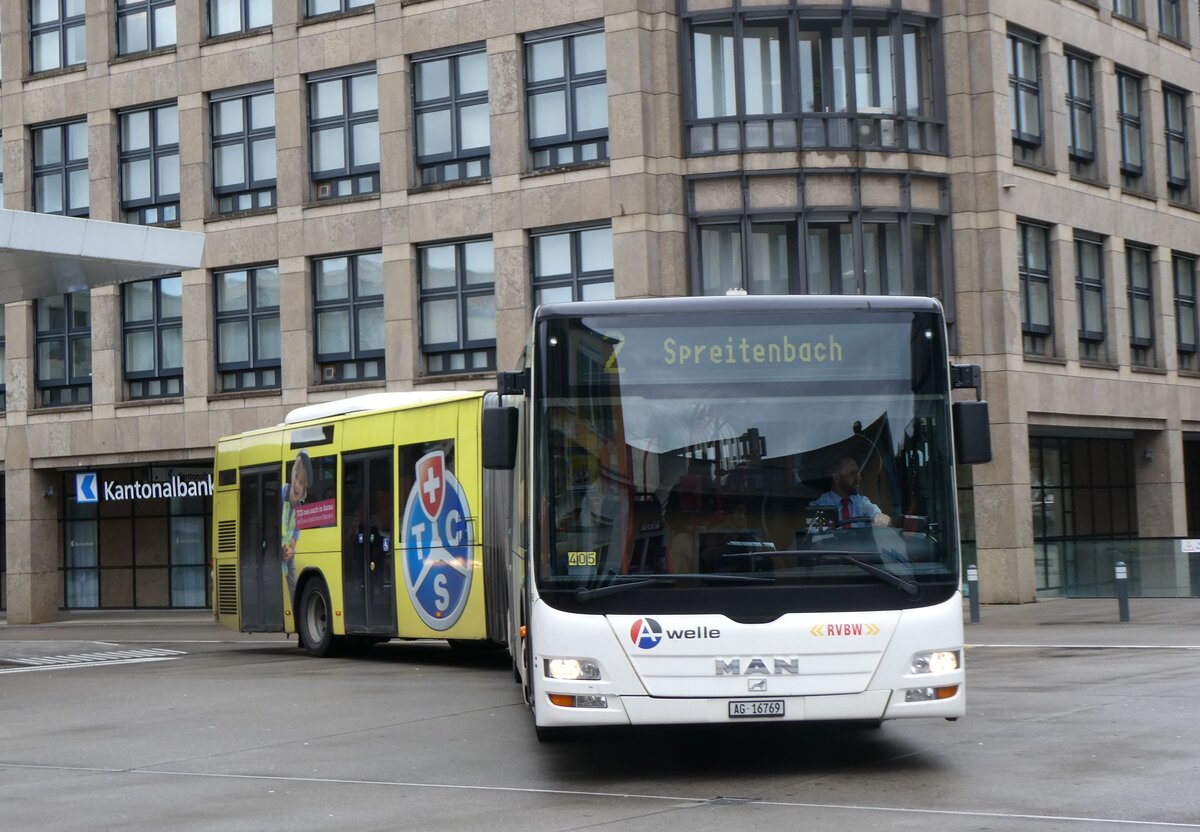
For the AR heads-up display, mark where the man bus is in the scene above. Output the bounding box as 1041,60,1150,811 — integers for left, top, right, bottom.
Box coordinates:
482,294,990,740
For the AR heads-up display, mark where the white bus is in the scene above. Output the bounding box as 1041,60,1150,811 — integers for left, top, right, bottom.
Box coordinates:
483,295,991,740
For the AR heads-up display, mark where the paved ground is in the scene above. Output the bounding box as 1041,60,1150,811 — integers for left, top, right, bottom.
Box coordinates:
1,598,1198,831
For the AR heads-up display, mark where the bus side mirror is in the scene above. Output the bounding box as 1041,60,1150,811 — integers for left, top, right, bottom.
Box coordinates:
953,400,992,465
483,406,519,470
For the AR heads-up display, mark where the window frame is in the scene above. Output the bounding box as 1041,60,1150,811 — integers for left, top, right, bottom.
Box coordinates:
525,25,609,171
116,0,177,57
30,0,86,74
530,224,615,305
208,0,272,37
214,264,281,392
312,251,385,384
1065,52,1096,164
118,102,180,226
1160,0,1184,40
683,10,943,155
1117,70,1145,179
412,45,491,186
1163,85,1189,195
417,238,497,376
211,84,277,215
1018,221,1053,342
306,66,380,200
35,290,92,407
32,119,89,217
122,274,183,400
1113,0,1141,22
1173,253,1197,357
305,0,372,19
1075,235,1106,347
1008,30,1043,148
1126,244,1155,354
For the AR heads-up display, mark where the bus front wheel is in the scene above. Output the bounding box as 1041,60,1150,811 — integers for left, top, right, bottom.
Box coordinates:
298,579,337,658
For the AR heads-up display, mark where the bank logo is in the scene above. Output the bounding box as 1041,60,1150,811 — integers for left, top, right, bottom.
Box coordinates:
401,451,473,631
75,473,98,503
630,618,663,649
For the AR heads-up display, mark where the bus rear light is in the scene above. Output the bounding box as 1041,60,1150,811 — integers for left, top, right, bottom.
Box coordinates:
904,684,959,702
548,693,608,709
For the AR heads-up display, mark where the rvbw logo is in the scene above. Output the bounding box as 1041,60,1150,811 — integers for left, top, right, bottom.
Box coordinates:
401,451,473,631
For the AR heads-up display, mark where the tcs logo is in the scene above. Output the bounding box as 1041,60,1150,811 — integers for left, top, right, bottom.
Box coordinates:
401,450,473,631
630,618,663,649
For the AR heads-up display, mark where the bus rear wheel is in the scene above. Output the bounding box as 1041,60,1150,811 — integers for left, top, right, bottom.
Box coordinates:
298,579,337,657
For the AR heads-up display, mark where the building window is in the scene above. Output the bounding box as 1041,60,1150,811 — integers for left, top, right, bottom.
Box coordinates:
1117,71,1144,184
209,0,271,36
308,67,379,200
1164,86,1189,200
1065,53,1096,174
33,120,88,217
35,291,91,406
31,0,86,73
1173,253,1197,369
306,0,371,17
116,0,176,56
694,214,943,299
526,26,608,170
1114,0,1140,21
1008,31,1042,152
119,103,180,225
215,265,280,392
685,12,941,154
1127,245,1154,365
418,240,496,375
123,275,182,399
1076,236,1106,361
313,252,383,383
1160,0,1183,39
1019,222,1052,356
212,86,276,215
413,47,490,186
532,225,614,305
0,311,7,412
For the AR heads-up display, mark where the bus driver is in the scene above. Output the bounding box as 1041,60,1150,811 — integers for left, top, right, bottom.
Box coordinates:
810,456,890,529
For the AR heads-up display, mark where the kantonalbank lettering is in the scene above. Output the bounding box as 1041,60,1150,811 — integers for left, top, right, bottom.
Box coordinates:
715,657,801,676
662,335,843,366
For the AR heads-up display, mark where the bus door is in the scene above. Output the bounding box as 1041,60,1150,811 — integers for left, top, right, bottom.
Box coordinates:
238,466,283,632
341,450,396,634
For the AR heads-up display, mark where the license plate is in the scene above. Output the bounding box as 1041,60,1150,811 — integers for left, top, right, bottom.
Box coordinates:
728,699,785,719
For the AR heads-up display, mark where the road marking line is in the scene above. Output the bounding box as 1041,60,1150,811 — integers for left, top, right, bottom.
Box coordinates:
0,766,1178,829
968,643,1200,650
0,649,185,674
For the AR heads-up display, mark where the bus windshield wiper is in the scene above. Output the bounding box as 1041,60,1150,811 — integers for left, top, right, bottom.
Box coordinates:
572,572,775,601
771,549,920,597
574,576,674,601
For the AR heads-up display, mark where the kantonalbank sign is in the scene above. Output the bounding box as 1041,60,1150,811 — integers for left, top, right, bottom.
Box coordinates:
75,471,213,504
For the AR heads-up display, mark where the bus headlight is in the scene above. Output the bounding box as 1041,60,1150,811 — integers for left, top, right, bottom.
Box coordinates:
911,650,960,675
544,658,602,681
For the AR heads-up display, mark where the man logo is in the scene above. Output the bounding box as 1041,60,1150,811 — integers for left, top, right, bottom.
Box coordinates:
630,618,663,649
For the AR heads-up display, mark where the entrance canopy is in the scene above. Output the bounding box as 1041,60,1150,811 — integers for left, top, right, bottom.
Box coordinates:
0,209,205,303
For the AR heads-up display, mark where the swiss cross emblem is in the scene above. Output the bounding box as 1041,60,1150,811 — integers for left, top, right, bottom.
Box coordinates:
417,451,446,521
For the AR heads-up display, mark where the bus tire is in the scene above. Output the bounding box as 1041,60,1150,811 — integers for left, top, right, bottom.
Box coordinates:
298,579,337,658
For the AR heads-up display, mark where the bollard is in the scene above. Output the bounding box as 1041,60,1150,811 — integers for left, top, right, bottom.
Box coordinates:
966,564,981,623
1114,561,1130,622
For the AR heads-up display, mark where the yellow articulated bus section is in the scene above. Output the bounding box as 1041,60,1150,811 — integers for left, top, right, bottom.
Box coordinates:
212,390,489,648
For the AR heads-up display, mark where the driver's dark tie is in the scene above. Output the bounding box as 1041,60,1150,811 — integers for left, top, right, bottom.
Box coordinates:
841,496,851,525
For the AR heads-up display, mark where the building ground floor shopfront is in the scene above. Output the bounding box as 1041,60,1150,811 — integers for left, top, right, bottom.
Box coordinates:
0,464,212,612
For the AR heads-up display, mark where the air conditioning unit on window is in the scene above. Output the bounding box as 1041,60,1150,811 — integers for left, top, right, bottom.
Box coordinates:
316,182,333,199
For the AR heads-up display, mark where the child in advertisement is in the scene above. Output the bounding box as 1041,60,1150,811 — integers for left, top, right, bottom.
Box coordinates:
281,450,313,608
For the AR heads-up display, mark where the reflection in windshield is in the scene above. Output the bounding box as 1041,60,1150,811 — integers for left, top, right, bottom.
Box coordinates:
535,310,959,609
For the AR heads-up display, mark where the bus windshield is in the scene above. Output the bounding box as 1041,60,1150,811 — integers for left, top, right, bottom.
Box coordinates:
533,306,961,617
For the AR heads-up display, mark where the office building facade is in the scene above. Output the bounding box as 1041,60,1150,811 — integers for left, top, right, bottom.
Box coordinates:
2,0,1199,621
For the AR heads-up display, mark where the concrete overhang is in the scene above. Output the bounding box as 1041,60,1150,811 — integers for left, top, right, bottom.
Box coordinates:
0,209,205,304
